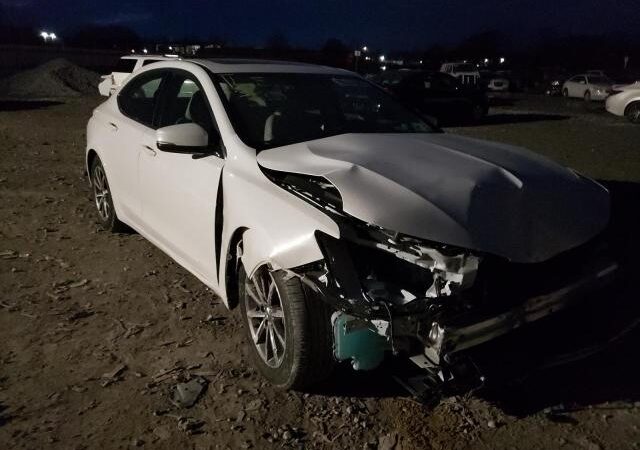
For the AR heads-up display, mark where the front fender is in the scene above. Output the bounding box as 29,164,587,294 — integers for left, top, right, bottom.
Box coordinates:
217,149,340,306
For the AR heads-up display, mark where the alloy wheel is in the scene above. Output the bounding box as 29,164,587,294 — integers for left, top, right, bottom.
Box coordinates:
92,164,111,221
628,104,640,124
244,266,287,368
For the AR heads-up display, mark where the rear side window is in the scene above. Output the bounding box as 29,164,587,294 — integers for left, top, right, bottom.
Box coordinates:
142,59,163,66
115,58,137,73
118,70,165,127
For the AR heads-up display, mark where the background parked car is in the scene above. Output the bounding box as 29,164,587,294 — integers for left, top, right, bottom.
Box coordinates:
562,73,613,101
98,54,178,96
605,82,640,123
486,72,510,92
373,69,489,125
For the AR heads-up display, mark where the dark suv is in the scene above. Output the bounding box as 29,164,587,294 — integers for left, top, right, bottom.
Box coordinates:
373,69,489,126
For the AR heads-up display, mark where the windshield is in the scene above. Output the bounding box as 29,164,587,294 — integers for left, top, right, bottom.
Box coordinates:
213,73,434,150
588,75,611,84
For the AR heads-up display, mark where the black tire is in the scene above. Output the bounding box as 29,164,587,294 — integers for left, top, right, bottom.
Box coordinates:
239,264,335,390
562,88,569,97
625,102,640,124
471,103,486,122
90,157,127,232
584,90,591,102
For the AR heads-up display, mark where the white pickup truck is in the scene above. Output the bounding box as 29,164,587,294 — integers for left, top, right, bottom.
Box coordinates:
98,55,178,96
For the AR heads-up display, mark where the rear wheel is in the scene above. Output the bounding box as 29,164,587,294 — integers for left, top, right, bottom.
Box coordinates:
625,102,640,124
471,103,486,122
239,264,335,389
90,157,127,232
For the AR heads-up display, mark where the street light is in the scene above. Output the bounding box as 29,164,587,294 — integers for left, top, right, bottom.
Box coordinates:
362,46,368,52
39,31,57,43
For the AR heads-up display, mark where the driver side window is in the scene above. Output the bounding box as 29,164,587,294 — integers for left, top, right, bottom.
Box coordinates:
158,71,224,157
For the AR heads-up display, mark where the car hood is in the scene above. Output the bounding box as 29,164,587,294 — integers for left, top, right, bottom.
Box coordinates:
257,133,609,263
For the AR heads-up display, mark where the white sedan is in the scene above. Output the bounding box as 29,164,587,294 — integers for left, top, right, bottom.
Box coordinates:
605,82,640,123
562,74,613,101
86,59,614,396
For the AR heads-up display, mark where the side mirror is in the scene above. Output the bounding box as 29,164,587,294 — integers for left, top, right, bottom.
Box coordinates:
156,123,209,153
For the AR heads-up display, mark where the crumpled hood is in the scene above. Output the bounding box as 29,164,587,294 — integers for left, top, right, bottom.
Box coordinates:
257,133,610,263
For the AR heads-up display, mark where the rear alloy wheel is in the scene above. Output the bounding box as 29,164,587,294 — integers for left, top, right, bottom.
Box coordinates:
584,90,591,102
625,102,640,124
471,104,486,122
239,264,334,389
90,157,127,232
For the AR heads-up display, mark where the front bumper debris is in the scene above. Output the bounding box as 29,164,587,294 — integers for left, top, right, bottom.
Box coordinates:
286,219,619,401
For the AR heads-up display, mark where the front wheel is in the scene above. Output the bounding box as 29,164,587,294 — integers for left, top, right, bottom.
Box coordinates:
239,264,335,389
562,88,569,97
584,90,591,102
625,102,640,124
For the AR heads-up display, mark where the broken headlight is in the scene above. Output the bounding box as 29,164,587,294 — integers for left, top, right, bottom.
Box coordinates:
315,225,481,319
261,167,344,214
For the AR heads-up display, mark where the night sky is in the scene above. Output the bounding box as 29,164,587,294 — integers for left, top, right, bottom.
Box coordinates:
2,0,639,49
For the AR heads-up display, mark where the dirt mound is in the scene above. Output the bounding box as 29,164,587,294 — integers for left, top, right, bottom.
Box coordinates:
0,58,99,98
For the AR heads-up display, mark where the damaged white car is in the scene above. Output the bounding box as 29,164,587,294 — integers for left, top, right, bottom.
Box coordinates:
86,59,615,396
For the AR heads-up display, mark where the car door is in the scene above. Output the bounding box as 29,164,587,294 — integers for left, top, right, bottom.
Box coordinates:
569,76,585,97
138,69,225,285
108,69,167,225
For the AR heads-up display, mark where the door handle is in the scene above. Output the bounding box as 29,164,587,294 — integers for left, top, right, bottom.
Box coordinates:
108,122,118,132
142,145,157,157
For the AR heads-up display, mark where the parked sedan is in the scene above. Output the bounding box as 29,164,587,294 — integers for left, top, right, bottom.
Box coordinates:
605,82,640,123
373,69,489,125
562,74,613,101
86,59,614,397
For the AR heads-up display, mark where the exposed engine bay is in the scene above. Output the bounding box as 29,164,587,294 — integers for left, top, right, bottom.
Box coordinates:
264,166,618,401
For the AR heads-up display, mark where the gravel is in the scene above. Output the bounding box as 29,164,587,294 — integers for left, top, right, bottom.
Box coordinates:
0,58,99,98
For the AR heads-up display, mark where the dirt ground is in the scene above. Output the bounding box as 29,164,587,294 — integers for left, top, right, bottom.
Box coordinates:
1,95,640,450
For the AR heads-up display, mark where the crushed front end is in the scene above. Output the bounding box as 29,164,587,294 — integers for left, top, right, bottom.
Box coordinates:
264,168,618,401
291,221,616,401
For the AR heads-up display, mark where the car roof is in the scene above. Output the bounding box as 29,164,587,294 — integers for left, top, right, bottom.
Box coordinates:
122,55,175,60
186,58,352,75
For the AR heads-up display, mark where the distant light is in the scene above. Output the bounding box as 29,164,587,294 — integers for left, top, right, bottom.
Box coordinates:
49,33,57,40
143,48,148,54
365,56,371,61
40,31,49,39
381,65,387,71
499,57,505,64
463,60,467,63
131,49,135,53
379,55,385,62
484,58,489,64
419,60,423,64
168,46,173,50
362,46,368,52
